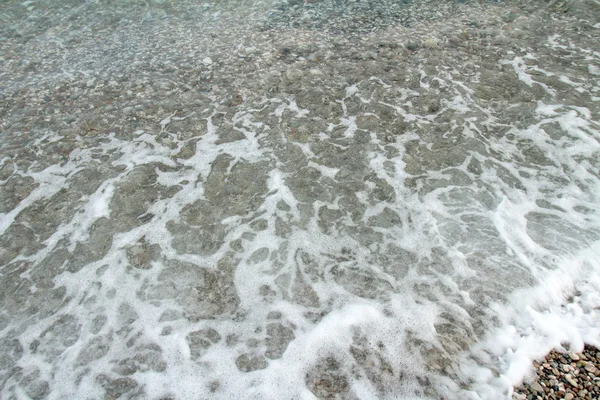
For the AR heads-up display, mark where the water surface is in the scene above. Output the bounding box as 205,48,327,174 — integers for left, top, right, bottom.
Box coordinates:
1,0,600,398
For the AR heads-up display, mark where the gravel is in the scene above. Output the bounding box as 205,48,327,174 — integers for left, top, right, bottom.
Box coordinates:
513,345,600,400
262,0,464,34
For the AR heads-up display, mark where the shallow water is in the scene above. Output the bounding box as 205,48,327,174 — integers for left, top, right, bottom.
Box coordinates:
1,0,600,399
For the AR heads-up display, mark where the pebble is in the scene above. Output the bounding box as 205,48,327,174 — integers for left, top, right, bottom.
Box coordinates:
491,35,509,46
423,38,439,48
202,57,213,65
238,46,258,58
406,40,420,51
514,345,600,400
448,35,462,45
529,382,544,393
565,374,578,387
584,363,596,373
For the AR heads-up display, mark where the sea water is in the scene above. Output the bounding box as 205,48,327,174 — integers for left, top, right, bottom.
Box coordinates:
0,0,599,399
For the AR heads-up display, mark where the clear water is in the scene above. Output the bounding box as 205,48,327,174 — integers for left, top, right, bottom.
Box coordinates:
1,0,600,399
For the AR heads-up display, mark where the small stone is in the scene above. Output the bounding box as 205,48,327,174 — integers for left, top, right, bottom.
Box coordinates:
448,35,462,45
160,326,172,336
423,38,439,48
491,35,509,46
502,11,517,23
202,57,213,65
569,352,580,361
406,40,420,51
565,393,574,400
267,311,282,319
235,354,268,372
362,51,378,60
565,374,578,387
584,364,596,373
530,382,544,393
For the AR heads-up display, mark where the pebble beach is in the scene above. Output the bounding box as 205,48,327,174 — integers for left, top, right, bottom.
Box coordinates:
514,345,600,400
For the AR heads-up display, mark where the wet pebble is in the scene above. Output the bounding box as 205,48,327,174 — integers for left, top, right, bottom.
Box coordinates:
423,38,439,48
406,40,420,51
448,35,462,45
513,345,600,400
